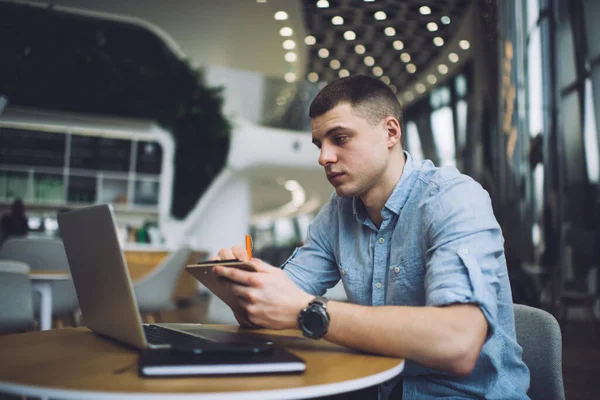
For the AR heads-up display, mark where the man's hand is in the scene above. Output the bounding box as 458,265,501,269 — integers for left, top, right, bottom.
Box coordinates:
211,245,313,330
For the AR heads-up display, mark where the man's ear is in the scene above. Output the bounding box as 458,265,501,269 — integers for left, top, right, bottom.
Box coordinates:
384,116,402,148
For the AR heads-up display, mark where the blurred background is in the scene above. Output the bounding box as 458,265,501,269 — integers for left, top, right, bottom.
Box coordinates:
0,0,599,396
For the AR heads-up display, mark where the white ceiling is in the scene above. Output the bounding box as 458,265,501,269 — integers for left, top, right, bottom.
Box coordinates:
47,0,307,79
39,0,325,220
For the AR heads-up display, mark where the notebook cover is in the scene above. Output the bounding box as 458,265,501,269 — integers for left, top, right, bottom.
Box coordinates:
138,347,306,377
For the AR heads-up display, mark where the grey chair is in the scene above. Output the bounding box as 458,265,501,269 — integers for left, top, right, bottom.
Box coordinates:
133,246,191,320
513,304,566,400
0,237,79,321
0,260,35,334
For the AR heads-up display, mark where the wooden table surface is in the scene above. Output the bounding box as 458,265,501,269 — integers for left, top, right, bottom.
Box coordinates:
0,325,404,399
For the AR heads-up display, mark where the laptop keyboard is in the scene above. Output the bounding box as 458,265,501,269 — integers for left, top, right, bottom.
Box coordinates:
144,324,214,346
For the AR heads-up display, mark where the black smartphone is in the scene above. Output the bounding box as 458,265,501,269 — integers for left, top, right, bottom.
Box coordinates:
171,341,273,356
188,259,256,271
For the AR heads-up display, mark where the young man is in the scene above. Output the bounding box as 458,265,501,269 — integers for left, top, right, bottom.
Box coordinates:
212,75,530,399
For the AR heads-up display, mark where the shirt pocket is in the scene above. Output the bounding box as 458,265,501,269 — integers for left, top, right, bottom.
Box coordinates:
337,262,364,304
387,257,426,305
389,256,424,283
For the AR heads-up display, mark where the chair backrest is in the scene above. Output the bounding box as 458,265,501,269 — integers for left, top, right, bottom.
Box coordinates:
513,304,566,400
0,237,79,316
133,246,191,312
0,237,70,271
0,260,34,333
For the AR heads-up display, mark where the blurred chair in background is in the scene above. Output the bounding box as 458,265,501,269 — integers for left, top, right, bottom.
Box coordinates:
558,225,599,337
133,246,191,322
0,260,35,334
0,237,79,328
514,304,566,400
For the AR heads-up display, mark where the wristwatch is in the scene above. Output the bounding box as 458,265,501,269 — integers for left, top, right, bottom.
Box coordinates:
298,296,330,339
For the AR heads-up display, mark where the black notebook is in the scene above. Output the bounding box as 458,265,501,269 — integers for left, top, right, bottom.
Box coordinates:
138,347,306,377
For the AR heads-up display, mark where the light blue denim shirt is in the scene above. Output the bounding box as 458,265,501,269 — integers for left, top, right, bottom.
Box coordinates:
282,152,530,399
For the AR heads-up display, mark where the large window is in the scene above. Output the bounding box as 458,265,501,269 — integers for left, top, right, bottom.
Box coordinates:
584,79,600,183
430,87,456,167
0,127,163,208
405,121,424,161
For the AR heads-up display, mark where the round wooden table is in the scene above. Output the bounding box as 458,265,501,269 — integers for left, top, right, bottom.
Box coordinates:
0,325,404,399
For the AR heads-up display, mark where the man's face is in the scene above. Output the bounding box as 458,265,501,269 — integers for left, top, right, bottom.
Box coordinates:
311,103,390,198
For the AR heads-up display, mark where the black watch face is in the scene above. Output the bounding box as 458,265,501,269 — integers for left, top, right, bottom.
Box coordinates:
304,308,327,336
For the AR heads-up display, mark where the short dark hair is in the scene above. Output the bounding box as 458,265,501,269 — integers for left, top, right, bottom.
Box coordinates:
309,75,404,133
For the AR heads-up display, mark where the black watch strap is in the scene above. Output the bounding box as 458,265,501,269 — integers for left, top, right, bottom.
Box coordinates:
310,296,329,308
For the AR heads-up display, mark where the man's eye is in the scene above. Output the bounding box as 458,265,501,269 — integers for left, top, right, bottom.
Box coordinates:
335,136,348,144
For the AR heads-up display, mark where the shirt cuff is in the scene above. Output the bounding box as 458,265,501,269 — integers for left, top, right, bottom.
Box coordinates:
427,247,498,335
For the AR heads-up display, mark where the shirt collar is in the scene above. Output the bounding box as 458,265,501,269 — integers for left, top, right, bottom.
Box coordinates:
353,151,416,221
383,151,415,215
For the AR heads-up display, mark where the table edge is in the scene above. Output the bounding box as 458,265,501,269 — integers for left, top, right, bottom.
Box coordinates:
0,360,404,400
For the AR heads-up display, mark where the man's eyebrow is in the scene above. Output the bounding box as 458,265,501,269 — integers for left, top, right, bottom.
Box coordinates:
312,125,347,145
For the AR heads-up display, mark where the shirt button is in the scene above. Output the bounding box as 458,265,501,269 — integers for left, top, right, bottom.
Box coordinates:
378,237,385,244
375,282,382,289
394,267,400,273
461,247,470,255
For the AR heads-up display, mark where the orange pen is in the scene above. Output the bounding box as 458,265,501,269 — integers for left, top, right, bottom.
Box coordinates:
245,234,253,259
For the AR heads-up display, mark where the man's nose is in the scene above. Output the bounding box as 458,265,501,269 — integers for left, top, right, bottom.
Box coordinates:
318,145,336,166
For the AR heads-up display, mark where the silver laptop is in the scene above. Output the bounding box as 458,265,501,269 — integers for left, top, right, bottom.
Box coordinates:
57,204,272,351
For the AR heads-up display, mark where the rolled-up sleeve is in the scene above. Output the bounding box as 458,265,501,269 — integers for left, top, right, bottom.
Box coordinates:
423,174,503,333
282,199,340,296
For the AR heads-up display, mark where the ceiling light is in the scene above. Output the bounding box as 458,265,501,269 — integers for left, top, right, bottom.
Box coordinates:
316,0,329,8
355,44,366,54
284,52,297,62
384,27,396,36
332,16,344,25
284,72,296,82
274,11,288,20
441,16,451,24
415,83,426,93
438,64,449,74
256,0,267,3
308,72,319,83
404,91,414,101
433,37,444,46
339,69,350,78
427,22,438,32
304,35,316,45
279,27,293,37
393,40,404,50
374,11,387,20
318,48,330,58
427,74,437,84
459,40,471,50
381,76,390,85
364,0,375,2
419,6,431,15
364,56,375,66
400,52,411,63
283,40,296,50
330,59,341,70
406,63,417,73
372,66,383,77
344,30,356,40
449,52,459,63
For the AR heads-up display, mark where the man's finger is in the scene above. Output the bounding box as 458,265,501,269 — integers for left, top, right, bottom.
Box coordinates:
214,265,255,286
231,245,249,262
217,248,235,260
